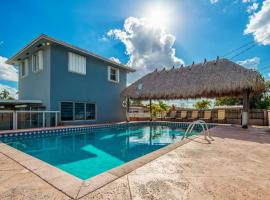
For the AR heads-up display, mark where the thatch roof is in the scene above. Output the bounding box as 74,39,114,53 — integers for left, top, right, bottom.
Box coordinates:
121,58,265,100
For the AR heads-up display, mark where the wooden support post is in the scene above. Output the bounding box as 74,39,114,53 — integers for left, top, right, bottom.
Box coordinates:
242,90,250,129
149,99,152,121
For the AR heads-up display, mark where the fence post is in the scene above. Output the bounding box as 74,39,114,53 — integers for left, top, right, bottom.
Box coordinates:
42,112,45,127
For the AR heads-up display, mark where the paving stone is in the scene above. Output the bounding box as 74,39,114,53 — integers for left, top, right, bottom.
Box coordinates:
80,176,131,200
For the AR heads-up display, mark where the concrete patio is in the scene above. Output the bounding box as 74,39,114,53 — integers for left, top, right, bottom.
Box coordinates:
0,125,270,200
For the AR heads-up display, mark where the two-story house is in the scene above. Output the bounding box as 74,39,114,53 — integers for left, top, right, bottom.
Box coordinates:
6,34,135,124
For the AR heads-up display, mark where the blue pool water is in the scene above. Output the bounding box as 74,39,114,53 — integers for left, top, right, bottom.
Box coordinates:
2,124,199,180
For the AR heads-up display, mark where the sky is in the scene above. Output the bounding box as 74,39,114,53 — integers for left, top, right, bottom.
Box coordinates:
0,0,270,105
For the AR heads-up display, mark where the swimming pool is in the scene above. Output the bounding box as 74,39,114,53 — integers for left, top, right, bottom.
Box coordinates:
1,122,204,180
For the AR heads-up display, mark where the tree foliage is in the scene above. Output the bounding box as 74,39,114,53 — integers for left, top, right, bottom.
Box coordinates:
194,99,211,109
215,97,242,106
147,101,170,117
158,101,170,112
0,89,14,100
214,80,270,109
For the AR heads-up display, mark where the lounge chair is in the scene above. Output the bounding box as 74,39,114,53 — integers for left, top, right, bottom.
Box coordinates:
176,111,187,121
217,109,226,123
165,111,177,121
188,110,198,121
200,110,211,122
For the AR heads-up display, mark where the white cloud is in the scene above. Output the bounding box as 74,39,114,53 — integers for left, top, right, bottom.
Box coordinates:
108,17,184,83
210,0,219,3
0,84,18,99
247,2,259,13
244,0,270,45
242,0,257,3
109,57,121,64
237,57,260,69
0,56,18,82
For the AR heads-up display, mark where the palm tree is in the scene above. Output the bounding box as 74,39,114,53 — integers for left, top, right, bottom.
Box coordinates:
194,99,211,109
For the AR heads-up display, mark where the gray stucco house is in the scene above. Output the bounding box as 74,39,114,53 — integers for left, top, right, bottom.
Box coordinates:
6,34,135,124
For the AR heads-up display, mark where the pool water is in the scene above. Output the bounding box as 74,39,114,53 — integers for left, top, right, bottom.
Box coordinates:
2,125,198,180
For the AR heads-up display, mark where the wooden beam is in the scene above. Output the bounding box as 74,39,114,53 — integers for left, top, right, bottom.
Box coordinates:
242,90,250,128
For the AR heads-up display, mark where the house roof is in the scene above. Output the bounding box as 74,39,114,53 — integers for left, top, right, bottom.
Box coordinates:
121,58,265,100
6,34,135,72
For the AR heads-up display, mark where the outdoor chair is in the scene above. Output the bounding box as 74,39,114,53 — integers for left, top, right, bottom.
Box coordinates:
165,111,177,121
176,111,187,121
217,109,226,124
188,110,199,121
200,110,212,122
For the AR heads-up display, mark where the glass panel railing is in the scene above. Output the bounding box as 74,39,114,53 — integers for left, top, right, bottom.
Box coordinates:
0,111,60,131
17,112,43,129
0,112,14,130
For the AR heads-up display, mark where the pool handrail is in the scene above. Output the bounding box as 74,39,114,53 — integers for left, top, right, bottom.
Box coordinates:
182,120,211,140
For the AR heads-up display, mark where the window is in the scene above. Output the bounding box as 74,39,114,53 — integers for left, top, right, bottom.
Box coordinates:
60,102,73,121
75,103,85,120
32,50,43,72
86,103,96,120
20,59,28,78
108,66,119,83
68,52,86,75
60,102,96,121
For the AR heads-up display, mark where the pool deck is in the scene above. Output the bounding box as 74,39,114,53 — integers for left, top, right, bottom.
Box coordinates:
0,125,270,199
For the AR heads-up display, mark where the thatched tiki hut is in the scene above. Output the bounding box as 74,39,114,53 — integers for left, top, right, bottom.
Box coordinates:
121,58,265,128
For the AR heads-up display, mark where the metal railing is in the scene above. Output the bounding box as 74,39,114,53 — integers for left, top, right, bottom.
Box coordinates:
182,120,211,140
0,110,60,131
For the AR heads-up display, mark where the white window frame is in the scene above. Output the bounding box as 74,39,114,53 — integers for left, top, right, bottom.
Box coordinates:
68,52,86,75
59,101,96,122
20,59,29,78
108,66,119,83
32,50,43,73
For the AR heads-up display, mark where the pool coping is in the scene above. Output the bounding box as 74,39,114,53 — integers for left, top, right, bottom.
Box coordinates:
0,122,218,199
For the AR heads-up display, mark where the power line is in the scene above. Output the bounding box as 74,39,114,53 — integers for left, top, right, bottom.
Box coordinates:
230,43,258,60
221,40,255,58
222,36,268,61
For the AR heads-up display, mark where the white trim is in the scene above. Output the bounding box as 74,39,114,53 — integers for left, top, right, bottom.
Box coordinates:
108,66,119,83
0,100,42,104
6,34,135,72
15,111,60,113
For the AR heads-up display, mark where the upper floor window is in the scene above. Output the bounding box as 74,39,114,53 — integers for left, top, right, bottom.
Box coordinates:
20,59,29,78
108,66,119,83
68,52,86,75
32,50,43,72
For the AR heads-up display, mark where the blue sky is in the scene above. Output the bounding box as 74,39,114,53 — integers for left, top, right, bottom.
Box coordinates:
0,0,270,101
